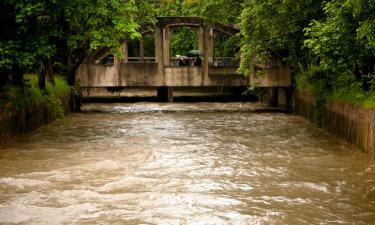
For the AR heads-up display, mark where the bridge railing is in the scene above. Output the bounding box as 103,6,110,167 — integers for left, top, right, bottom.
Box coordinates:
169,57,199,67
211,57,240,67
124,57,240,67
128,57,156,63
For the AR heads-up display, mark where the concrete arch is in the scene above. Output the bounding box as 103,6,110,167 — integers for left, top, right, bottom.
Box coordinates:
212,28,236,37
168,26,203,59
129,17,241,67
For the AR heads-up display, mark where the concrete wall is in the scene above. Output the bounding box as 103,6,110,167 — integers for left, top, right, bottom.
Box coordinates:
77,64,119,87
259,87,292,109
164,67,203,86
0,95,75,145
324,101,375,157
295,91,316,122
120,63,161,86
296,91,375,157
76,63,249,87
251,56,292,88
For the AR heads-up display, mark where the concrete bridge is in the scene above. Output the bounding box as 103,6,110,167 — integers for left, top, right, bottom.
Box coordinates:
76,17,291,104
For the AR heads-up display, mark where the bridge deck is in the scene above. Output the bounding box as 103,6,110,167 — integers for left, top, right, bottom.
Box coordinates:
77,63,248,88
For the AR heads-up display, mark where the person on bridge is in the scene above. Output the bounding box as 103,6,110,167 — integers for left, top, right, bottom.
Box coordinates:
194,56,202,66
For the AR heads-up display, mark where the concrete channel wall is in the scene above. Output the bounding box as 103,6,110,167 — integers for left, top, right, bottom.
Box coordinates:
0,95,76,145
296,91,375,157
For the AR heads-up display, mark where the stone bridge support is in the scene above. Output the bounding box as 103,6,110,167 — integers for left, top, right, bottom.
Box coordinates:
157,87,174,102
251,54,293,109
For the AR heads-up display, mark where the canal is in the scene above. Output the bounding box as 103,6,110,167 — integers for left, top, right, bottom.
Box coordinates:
0,102,374,224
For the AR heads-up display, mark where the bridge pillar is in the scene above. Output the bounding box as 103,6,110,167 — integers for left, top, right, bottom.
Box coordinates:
163,27,171,66
203,27,214,84
121,41,128,63
260,87,292,109
157,87,173,102
155,27,165,80
207,28,214,65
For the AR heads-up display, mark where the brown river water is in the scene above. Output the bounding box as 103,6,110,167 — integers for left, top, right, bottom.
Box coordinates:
0,102,375,224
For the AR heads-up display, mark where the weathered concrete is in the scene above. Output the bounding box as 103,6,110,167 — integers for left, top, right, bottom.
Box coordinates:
0,94,76,146
76,17,292,102
295,91,316,122
296,90,375,157
77,64,120,87
251,54,292,88
259,87,292,109
120,63,160,86
157,87,174,102
76,17,248,89
77,63,250,87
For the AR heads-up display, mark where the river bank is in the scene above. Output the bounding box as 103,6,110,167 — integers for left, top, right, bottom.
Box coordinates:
0,76,79,145
296,90,375,157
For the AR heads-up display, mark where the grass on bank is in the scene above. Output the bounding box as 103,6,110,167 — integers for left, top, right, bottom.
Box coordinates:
296,72,375,109
0,74,71,118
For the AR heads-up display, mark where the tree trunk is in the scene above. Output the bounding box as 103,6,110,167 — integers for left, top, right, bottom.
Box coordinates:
11,65,23,87
67,52,85,86
38,63,46,90
68,62,82,86
0,70,9,88
46,60,55,85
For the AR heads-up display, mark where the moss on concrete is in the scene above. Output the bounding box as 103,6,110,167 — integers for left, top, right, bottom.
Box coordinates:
0,75,74,145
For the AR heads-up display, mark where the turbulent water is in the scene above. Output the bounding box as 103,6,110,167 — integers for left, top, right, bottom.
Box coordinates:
0,102,375,224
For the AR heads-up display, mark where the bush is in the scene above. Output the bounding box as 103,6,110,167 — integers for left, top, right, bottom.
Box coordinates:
0,74,71,119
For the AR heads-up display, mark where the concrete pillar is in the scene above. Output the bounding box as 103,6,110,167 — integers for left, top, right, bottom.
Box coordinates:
203,26,214,84
121,41,128,63
155,28,162,64
163,27,171,66
268,87,279,107
278,87,292,110
197,27,205,54
140,36,144,62
207,28,214,65
155,27,165,84
157,86,173,102
168,87,173,103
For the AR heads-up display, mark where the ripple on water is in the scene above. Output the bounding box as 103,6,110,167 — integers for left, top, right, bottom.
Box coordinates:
0,102,375,224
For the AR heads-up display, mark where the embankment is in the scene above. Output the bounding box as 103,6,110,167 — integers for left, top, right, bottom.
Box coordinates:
0,76,79,145
0,95,79,145
296,91,375,157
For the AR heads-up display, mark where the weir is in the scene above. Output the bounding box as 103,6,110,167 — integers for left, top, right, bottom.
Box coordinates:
76,17,292,105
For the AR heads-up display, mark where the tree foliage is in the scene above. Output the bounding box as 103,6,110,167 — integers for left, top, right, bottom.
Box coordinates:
239,0,375,108
0,0,141,87
156,0,241,58
2,0,374,109
304,0,375,92
238,0,323,75
170,27,198,56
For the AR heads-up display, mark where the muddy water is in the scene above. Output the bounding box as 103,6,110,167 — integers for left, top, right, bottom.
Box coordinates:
0,102,375,224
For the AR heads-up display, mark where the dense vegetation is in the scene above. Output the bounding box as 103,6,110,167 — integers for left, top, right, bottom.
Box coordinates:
1,0,374,114
0,75,70,118
239,0,375,109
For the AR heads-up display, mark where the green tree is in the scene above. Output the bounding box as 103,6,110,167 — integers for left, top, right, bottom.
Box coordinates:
61,0,140,84
156,0,242,59
0,0,58,87
0,0,142,87
304,0,375,92
184,0,244,24
170,27,198,56
238,0,323,75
